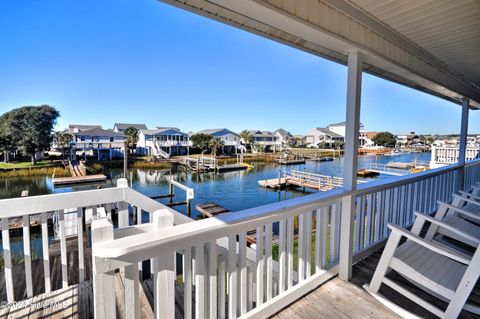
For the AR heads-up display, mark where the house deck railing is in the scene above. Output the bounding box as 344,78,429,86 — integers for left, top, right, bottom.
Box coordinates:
91,158,480,318
1,158,479,318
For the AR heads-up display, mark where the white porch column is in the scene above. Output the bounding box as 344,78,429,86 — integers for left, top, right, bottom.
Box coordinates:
339,50,363,280
458,97,470,189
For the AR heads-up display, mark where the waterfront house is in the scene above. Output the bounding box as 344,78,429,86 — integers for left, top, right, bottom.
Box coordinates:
396,132,418,147
137,127,189,158
274,128,293,149
71,127,125,160
112,123,148,134
248,130,279,152
305,127,344,147
197,128,241,154
1,1,479,319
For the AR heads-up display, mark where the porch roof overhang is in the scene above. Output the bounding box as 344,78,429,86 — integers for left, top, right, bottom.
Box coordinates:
159,0,480,108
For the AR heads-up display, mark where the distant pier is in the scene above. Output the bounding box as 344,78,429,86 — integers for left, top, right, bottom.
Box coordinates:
259,170,344,191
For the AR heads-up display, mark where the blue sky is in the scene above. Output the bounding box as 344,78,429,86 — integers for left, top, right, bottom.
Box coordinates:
0,0,476,135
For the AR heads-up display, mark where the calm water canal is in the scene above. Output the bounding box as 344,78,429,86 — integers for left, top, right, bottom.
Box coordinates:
0,152,431,257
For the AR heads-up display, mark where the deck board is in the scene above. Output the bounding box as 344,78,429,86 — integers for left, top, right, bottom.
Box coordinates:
274,250,480,319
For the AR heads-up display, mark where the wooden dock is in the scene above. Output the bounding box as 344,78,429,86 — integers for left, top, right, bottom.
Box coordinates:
276,158,306,165
196,203,256,244
357,169,380,177
307,157,334,162
53,174,107,186
258,170,343,191
217,163,248,172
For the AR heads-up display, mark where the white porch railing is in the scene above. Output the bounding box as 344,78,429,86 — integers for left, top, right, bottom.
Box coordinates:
0,180,189,303
91,159,480,319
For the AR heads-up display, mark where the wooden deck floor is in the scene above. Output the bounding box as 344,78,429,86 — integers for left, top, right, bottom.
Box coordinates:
274,251,480,319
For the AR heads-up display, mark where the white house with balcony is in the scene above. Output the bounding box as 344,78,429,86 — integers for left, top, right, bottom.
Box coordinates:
305,127,344,147
137,127,189,158
70,127,125,160
248,130,279,152
274,128,293,149
197,128,241,154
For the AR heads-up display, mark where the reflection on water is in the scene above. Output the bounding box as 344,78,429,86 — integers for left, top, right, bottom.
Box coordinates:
0,153,432,218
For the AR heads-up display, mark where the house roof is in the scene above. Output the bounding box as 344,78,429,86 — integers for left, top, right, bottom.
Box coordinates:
75,128,124,137
274,128,292,138
249,130,276,137
69,124,102,132
114,123,148,131
314,128,344,138
156,127,180,131
197,128,239,137
328,121,346,127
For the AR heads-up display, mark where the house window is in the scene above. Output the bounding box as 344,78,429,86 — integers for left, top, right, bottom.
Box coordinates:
110,137,114,142
80,136,85,142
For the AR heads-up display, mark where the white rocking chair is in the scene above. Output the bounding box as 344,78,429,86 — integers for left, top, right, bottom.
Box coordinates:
364,216,480,318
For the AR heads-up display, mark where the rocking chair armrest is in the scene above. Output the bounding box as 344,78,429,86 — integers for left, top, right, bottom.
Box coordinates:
458,190,480,203
414,212,480,247
453,194,480,207
437,201,480,223
387,224,471,265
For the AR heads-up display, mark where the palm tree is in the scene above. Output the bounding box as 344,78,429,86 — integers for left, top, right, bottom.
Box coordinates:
240,130,254,152
55,131,74,159
123,126,139,178
124,126,139,154
209,137,225,156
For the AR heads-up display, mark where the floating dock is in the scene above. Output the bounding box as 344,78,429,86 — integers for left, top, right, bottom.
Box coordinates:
308,157,334,162
259,170,344,191
277,158,306,165
217,163,249,172
53,174,107,186
357,169,380,177
196,203,256,244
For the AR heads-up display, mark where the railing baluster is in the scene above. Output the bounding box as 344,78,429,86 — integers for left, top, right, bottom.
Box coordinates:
118,201,129,228
265,223,273,301
208,241,217,319
298,212,306,282
125,263,140,319
278,219,286,291
77,207,85,283
59,209,68,288
239,232,247,316
365,195,374,246
183,248,192,319
255,225,264,305
23,214,33,298
195,243,205,319
227,235,237,319
286,217,294,289
41,213,51,293
1,218,14,302
305,212,312,278
247,266,253,311
218,256,226,319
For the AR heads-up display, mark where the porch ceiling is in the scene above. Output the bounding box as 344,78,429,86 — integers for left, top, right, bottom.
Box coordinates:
159,0,480,108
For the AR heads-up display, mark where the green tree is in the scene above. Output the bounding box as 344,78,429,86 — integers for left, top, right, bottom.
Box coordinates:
0,113,15,162
191,133,213,154
124,126,139,154
209,137,225,156
240,130,254,151
55,131,74,159
5,105,60,164
373,131,397,147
